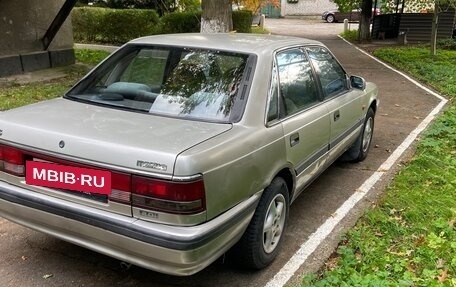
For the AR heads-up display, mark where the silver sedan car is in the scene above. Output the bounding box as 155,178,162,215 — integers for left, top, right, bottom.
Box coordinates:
0,33,378,276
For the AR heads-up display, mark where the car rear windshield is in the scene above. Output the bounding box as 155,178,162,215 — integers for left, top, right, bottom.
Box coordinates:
66,45,253,123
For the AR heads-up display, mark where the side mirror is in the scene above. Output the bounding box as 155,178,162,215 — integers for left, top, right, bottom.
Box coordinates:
350,75,366,90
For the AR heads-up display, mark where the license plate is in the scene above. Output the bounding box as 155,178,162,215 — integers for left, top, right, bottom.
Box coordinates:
25,161,111,195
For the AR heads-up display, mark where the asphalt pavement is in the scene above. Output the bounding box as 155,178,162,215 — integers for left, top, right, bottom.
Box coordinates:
0,19,444,287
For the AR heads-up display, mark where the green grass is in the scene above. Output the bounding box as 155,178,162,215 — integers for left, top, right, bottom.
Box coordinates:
301,47,456,286
251,26,270,34
373,47,456,98
0,49,110,111
74,49,111,66
340,29,359,42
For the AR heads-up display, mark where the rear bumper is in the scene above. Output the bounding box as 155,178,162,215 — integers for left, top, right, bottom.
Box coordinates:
0,181,260,276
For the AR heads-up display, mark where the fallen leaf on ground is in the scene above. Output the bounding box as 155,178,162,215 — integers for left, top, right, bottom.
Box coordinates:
438,269,448,283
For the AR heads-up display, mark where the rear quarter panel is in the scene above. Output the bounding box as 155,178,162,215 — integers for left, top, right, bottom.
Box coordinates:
174,124,287,220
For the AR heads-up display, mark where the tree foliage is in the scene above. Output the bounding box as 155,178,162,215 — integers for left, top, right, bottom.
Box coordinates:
332,0,361,12
234,0,279,14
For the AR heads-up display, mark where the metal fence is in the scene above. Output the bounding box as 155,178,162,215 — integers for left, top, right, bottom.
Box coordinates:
372,9,455,42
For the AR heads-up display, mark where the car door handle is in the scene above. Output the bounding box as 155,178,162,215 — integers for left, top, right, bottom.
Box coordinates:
290,133,300,147
334,110,340,122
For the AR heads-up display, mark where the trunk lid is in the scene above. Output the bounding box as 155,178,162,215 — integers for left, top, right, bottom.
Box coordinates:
0,98,231,176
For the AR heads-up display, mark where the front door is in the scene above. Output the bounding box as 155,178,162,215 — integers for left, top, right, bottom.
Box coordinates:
306,46,365,162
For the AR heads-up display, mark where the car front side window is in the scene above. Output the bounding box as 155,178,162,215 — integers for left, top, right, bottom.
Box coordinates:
306,47,348,99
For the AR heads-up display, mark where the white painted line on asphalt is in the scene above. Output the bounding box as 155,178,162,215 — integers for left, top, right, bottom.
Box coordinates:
265,38,448,287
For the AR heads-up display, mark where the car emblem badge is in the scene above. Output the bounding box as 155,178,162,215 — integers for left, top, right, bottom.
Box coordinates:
59,140,65,148
137,160,167,171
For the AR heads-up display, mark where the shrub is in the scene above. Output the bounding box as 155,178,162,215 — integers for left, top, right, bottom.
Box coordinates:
437,38,456,50
159,11,202,34
340,29,359,42
73,8,256,43
72,7,160,44
232,10,253,33
160,10,253,34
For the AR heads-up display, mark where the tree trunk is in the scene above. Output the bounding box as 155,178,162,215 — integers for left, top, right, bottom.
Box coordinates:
430,3,439,56
359,0,373,43
201,0,233,33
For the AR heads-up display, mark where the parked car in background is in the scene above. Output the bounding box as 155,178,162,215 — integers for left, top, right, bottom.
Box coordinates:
0,33,378,276
323,8,381,23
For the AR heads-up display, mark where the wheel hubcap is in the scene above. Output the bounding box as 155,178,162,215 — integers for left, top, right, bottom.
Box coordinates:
362,117,373,153
263,194,286,254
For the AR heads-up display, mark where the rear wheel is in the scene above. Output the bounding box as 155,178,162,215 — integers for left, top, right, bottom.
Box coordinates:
235,177,289,269
326,14,335,23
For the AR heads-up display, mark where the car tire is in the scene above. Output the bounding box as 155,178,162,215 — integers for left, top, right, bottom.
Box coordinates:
326,14,335,23
341,107,375,162
235,177,289,269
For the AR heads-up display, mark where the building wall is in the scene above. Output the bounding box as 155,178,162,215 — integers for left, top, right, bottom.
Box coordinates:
280,0,337,17
0,0,75,77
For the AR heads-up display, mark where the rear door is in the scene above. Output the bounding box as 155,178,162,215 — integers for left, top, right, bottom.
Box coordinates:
272,48,330,192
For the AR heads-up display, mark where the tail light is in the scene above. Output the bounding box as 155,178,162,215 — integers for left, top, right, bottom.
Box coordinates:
109,174,206,215
0,145,25,176
131,175,205,214
109,172,132,204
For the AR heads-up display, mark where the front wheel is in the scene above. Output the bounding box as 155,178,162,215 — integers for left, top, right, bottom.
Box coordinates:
235,177,289,269
326,14,335,23
341,107,375,162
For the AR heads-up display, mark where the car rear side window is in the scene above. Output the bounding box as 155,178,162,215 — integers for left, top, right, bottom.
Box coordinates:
66,46,251,123
276,48,319,117
306,47,348,99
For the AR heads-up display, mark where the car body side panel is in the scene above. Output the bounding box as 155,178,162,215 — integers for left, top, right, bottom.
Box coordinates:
335,11,360,22
281,104,330,195
326,89,365,162
174,124,287,220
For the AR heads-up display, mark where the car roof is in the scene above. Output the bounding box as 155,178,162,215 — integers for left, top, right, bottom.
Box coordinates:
127,33,323,55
